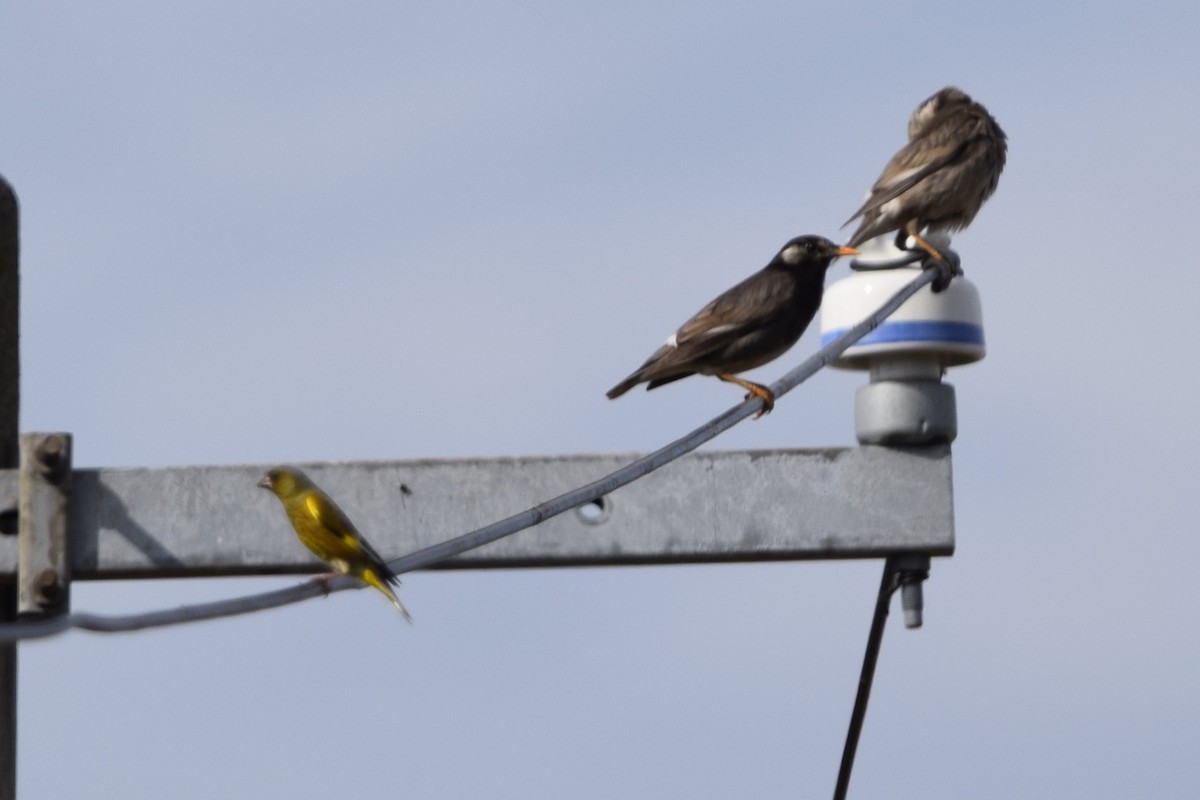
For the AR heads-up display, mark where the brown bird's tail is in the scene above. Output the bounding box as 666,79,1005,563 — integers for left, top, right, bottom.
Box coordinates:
842,214,885,250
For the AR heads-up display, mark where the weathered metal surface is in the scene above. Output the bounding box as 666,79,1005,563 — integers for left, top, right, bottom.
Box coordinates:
0,446,953,579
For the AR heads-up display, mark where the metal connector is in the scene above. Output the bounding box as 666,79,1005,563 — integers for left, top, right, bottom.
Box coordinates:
18,433,72,615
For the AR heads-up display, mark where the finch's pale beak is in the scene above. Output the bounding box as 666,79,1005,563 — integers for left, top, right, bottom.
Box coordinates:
257,475,272,490
837,246,859,257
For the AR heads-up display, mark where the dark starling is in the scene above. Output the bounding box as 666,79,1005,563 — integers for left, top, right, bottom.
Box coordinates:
843,86,1007,263
606,236,856,417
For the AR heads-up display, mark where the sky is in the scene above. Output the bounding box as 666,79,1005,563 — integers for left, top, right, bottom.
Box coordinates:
3,1,1200,797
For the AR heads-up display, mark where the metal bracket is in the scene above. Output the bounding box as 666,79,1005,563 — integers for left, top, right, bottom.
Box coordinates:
18,433,71,615
892,551,931,629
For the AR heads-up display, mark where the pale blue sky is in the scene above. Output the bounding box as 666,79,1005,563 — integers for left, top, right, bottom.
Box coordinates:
4,1,1199,797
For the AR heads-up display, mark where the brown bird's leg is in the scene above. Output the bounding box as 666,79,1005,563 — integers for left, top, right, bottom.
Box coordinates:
718,373,775,418
905,225,946,263
904,223,956,292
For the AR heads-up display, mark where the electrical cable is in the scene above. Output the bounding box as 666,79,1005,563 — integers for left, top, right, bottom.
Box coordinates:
833,558,900,800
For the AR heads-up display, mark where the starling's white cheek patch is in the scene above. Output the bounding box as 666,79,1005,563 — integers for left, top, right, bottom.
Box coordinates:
781,244,801,264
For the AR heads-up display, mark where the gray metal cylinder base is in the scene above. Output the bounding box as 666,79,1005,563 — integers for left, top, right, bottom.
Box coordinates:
855,381,958,445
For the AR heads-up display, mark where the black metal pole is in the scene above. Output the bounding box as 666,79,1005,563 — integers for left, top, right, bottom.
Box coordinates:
832,557,899,800
0,174,20,800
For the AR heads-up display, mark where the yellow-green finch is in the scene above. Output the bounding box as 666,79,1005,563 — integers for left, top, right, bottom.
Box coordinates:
259,466,412,622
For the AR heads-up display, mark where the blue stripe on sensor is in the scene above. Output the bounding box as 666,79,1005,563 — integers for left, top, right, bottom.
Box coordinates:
821,321,985,348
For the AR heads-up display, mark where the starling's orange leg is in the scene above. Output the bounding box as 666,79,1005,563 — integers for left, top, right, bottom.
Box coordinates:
718,372,775,418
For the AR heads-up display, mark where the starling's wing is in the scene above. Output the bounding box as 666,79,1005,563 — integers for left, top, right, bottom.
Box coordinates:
673,270,789,350
607,270,793,396
639,270,792,380
304,492,399,584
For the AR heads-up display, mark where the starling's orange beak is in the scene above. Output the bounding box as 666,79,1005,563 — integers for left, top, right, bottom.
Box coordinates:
837,246,859,257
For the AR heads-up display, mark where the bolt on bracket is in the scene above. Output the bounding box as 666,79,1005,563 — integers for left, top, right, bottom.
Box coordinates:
891,552,931,629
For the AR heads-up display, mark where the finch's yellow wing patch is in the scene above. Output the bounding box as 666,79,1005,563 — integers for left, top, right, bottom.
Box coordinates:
304,493,361,550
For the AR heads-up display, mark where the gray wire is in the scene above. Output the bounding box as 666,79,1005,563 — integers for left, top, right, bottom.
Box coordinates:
0,265,939,640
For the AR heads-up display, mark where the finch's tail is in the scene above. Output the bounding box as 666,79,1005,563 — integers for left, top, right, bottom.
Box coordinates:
362,569,413,623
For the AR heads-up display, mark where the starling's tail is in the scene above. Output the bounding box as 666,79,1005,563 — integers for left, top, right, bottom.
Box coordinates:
645,373,689,391
606,373,642,399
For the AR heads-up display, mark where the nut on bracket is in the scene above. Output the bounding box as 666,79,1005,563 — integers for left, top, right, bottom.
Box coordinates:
34,434,70,481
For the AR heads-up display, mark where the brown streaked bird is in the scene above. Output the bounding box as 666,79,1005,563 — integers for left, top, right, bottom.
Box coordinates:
259,466,412,622
606,235,856,417
843,86,1007,263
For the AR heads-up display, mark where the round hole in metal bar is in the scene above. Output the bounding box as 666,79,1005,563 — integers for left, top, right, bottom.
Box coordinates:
575,496,611,526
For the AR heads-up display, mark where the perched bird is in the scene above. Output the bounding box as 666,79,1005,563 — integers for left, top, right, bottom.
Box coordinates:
843,86,1007,263
606,235,856,416
259,466,412,621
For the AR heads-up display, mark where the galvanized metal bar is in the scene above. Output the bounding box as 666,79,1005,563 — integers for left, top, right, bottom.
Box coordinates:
0,174,20,800
0,445,953,579
18,434,72,614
